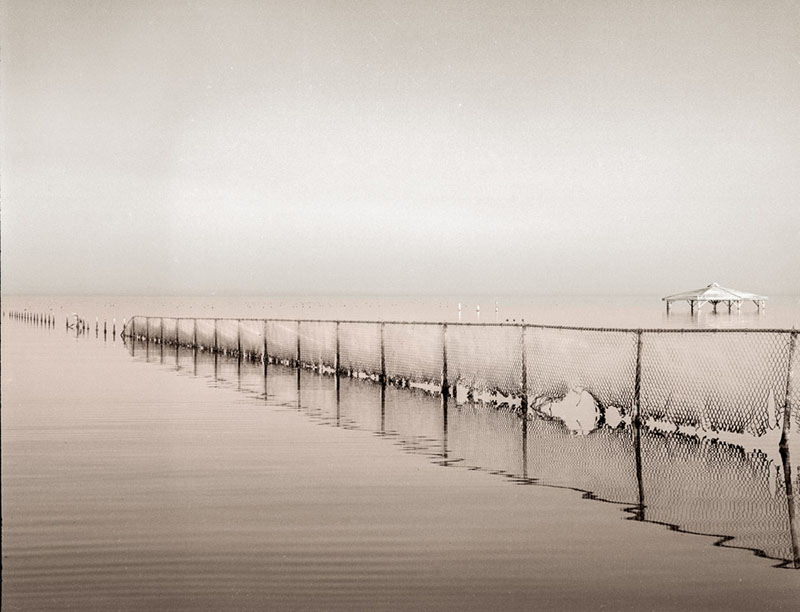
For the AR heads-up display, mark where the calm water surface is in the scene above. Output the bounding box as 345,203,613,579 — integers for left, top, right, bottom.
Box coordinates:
3,297,800,611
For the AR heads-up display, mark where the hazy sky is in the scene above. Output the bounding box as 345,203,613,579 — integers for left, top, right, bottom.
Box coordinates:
2,0,799,296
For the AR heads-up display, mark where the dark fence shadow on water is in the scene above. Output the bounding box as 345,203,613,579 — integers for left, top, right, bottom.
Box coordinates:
126,338,800,569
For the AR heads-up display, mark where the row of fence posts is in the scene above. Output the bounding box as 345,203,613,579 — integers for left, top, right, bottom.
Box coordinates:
90,317,119,340
125,317,798,449
4,310,57,327
2,309,125,341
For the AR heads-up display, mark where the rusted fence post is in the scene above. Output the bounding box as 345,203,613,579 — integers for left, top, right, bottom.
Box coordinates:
781,330,798,448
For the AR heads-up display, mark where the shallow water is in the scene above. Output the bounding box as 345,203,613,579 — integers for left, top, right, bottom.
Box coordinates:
4,293,800,329
3,299,800,611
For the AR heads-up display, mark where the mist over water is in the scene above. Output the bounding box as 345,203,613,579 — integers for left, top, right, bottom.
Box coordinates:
3,296,800,611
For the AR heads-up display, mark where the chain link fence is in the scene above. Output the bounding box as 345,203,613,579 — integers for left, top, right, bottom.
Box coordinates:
124,316,799,436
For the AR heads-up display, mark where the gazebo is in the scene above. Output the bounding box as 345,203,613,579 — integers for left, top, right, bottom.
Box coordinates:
662,282,767,315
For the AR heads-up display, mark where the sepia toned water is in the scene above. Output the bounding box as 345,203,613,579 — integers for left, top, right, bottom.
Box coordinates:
3,296,800,611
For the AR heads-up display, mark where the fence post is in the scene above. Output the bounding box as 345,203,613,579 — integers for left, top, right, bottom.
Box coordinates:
296,320,301,367
634,329,643,427
160,318,164,345
441,323,449,398
131,317,136,340
520,325,528,412
632,329,645,520
213,318,218,353
380,322,386,385
263,319,268,365
781,330,798,448
146,317,150,342
193,318,197,348
237,319,242,360
335,322,341,377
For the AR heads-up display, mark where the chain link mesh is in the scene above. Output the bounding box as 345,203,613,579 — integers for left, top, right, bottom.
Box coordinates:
447,324,524,396
195,318,215,349
266,320,298,363
790,336,800,432
177,318,195,345
298,321,337,369
161,317,178,344
339,322,381,377
527,327,637,413
214,319,238,353
123,316,799,435
239,320,265,356
384,323,442,385
641,331,790,435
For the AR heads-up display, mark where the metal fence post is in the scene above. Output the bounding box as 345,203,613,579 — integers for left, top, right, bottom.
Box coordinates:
441,323,449,398
263,319,268,364
296,320,301,367
634,329,643,426
781,330,798,448
380,322,386,385
520,325,528,411
335,321,341,377
632,329,645,520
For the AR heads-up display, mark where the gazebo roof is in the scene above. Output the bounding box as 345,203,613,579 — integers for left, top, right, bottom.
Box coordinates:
662,282,767,303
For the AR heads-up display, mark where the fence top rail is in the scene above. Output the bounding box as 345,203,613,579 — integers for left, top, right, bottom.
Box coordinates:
126,315,798,335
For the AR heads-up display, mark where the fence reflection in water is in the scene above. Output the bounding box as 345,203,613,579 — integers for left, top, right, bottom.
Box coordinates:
128,337,800,568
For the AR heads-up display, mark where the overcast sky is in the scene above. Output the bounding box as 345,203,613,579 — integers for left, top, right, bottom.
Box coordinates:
2,0,799,296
